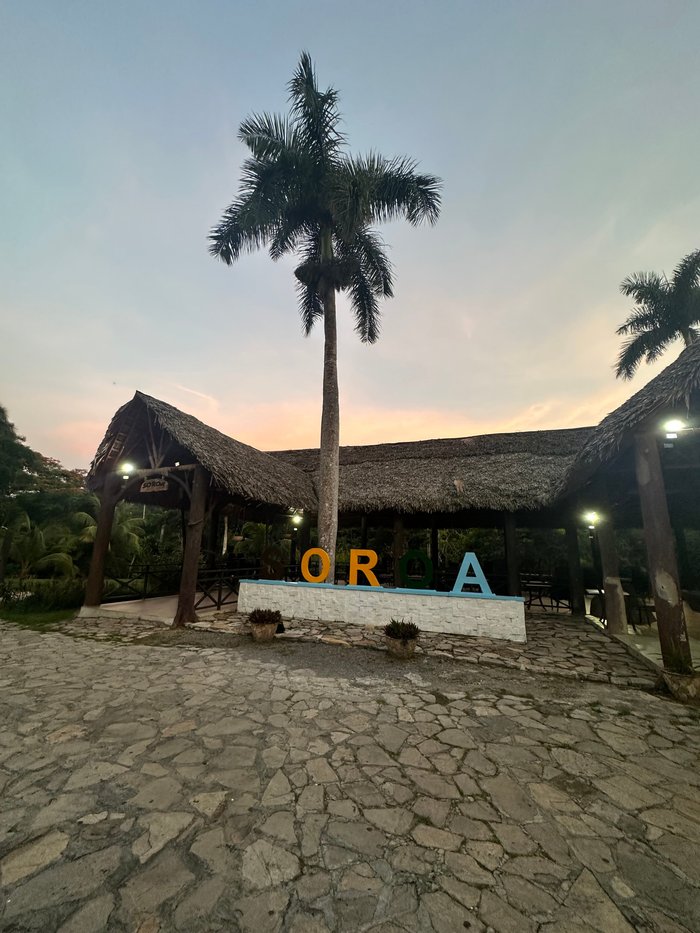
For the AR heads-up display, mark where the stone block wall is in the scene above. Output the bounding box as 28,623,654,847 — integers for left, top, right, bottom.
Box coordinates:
238,581,526,643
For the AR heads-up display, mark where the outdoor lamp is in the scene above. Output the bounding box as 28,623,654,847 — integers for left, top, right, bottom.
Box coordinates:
584,510,598,529
121,462,134,480
292,514,303,525
664,418,685,439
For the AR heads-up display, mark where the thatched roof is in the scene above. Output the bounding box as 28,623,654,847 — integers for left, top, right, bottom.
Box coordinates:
89,392,596,515
272,428,593,513
571,342,700,471
87,392,316,510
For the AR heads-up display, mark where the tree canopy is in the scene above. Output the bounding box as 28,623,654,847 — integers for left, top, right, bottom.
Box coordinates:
615,248,700,379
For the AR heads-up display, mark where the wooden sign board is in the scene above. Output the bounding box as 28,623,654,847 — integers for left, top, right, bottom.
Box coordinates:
140,478,168,494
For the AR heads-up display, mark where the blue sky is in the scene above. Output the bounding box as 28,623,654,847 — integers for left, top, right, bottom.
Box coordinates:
1,0,699,467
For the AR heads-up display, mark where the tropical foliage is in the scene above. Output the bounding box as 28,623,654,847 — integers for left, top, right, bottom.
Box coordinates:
0,405,185,610
209,52,441,571
615,248,700,379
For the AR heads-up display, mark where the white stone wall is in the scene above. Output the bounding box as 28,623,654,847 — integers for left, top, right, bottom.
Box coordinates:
238,581,526,643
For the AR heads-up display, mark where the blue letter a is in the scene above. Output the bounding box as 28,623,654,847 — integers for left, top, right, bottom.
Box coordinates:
451,552,492,595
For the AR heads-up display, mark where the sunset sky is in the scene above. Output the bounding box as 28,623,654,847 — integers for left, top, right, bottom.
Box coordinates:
2,1,699,468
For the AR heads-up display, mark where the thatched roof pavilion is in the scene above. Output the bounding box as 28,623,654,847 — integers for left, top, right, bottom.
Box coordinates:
82,347,700,671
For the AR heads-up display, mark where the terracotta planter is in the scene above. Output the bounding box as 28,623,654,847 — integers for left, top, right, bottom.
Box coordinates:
385,635,417,660
251,622,278,643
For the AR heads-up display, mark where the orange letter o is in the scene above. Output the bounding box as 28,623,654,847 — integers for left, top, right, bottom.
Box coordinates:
301,547,331,583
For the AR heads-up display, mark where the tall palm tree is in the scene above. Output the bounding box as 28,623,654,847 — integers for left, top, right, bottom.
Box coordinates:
615,249,700,379
209,53,441,576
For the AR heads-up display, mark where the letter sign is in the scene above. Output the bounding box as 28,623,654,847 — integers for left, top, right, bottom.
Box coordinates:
301,547,331,583
349,549,380,586
451,552,492,595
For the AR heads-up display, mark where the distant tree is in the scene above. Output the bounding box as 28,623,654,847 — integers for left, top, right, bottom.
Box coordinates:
0,406,38,581
210,52,441,576
0,405,36,498
615,249,700,379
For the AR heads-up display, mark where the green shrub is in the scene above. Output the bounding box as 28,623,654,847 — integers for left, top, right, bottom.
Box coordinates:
384,619,419,641
248,608,282,626
0,578,85,613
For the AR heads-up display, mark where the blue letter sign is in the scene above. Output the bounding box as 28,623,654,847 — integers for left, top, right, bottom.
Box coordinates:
451,552,493,596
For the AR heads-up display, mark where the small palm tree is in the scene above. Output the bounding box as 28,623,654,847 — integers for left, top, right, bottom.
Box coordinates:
9,520,75,581
615,249,700,379
209,53,441,574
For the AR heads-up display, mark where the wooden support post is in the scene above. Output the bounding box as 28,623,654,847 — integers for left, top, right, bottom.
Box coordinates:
289,532,297,574
83,476,120,607
393,516,405,587
360,514,368,549
565,522,585,615
430,521,439,568
503,513,520,597
596,514,627,635
173,466,208,629
299,518,311,555
634,432,693,673
206,508,219,568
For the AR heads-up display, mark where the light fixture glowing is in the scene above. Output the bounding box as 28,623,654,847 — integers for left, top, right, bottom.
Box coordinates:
584,510,599,528
121,463,134,474
174,461,180,467
664,418,685,434
292,514,303,525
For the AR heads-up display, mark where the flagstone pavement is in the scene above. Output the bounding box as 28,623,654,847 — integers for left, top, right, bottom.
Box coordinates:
1,620,699,932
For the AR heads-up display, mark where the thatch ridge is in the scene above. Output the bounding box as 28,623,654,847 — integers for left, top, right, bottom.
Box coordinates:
88,392,317,510
572,342,700,470
272,427,594,513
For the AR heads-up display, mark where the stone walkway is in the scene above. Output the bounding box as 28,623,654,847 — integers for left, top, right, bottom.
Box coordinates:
66,610,657,688
1,621,699,932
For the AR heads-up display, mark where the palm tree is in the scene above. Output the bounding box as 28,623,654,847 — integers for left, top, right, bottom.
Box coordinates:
209,53,441,575
615,249,700,379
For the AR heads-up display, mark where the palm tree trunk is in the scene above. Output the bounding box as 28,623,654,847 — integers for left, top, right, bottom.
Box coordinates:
682,328,697,347
317,230,340,580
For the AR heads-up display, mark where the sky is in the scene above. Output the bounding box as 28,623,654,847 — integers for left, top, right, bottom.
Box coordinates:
1,0,699,469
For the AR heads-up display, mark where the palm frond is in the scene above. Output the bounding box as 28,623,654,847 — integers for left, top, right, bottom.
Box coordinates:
348,265,381,344
619,271,667,305
238,112,299,161
615,328,677,380
616,306,666,337
333,154,441,235
672,248,700,295
288,52,345,163
294,235,324,334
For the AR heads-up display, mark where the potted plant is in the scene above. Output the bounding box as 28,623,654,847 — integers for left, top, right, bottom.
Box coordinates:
248,608,282,643
384,619,419,659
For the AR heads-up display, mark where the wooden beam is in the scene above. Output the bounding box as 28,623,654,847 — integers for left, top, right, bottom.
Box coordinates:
565,522,585,615
83,476,121,607
503,513,520,596
634,432,693,673
173,466,209,628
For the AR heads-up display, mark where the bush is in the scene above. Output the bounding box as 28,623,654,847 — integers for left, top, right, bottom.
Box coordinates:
248,608,282,626
384,619,419,642
0,578,85,613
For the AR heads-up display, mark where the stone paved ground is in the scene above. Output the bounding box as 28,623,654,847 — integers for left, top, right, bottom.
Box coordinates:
1,621,699,933
67,610,657,688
